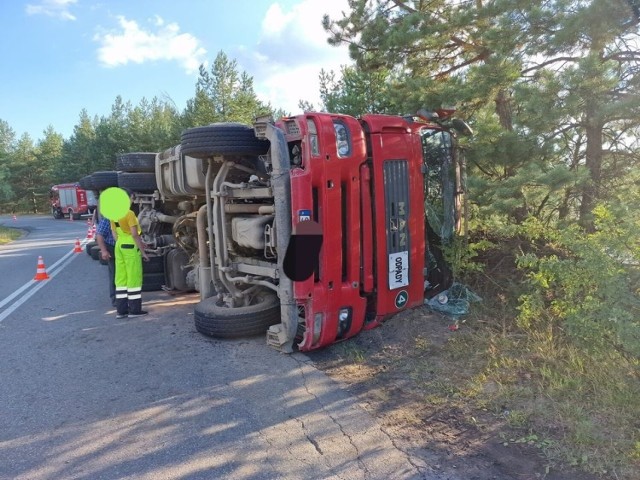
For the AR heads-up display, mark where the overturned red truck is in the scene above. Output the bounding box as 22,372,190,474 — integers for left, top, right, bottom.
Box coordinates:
110,109,470,352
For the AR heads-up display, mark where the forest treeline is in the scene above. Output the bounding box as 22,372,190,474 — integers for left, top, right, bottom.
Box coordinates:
1,1,639,476
0,52,282,213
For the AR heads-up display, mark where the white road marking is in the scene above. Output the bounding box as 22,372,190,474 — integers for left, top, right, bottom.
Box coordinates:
0,242,88,323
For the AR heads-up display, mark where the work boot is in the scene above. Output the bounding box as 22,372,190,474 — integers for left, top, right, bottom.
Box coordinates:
115,296,128,317
128,296,146,317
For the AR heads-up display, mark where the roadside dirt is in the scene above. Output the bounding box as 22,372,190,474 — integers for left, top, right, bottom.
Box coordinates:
307,306,599,480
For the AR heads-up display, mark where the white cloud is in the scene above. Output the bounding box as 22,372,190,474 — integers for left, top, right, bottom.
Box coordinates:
247,0,352,113
260,0,348,56
26,0,77,21
94,16,207,75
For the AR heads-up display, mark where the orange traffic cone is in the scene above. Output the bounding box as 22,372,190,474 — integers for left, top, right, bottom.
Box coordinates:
73,238,82,253
86,226,94,239
34,256,50,281
12,214,16,221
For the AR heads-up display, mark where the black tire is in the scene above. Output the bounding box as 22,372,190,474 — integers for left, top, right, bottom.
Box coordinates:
143,255,164,274
90,245,101,261
116,153,157,173
66,209,80,220
79,175,94,190
194,291,280,338
181,123,269,158
117,172,157,193
91,171,119,190
142,272,165,292
85,240,97,255
52,207,63,220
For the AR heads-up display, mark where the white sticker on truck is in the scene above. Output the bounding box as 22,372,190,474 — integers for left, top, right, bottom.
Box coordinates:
388,251,409,289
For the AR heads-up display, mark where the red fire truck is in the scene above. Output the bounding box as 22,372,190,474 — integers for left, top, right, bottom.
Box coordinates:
49,183,96,220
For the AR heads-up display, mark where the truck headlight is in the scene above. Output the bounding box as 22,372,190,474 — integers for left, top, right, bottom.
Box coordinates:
337,308,352,338
333,121,351,157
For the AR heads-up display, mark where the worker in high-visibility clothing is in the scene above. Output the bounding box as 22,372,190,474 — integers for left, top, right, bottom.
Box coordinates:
110,190,149,318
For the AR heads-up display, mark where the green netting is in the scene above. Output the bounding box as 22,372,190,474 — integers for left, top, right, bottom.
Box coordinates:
425,282,482,318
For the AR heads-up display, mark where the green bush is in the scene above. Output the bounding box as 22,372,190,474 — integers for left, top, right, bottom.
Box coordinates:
516,207,640,356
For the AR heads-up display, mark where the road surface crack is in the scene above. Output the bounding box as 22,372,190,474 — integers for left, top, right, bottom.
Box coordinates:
294,357,372,479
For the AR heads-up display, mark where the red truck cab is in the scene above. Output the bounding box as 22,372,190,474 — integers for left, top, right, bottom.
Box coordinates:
272,111,465,351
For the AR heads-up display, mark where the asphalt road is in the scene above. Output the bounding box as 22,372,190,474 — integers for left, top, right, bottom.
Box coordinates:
0,215,431,480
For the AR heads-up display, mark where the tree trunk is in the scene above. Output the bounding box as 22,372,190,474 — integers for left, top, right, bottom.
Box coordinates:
495,89,513,132
494,88,528,222
579,103,603,231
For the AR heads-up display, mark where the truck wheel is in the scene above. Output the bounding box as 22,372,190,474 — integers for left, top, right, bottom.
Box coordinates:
181,123,269,158
67,209,81,221
79,175,95,190
52,207,63,219
86,240,97,255
142,272,165,292
91,171,119,190
143,255,164,274
90,245,101,261
117,172,157,193
116,153,156,173
194,291,280,338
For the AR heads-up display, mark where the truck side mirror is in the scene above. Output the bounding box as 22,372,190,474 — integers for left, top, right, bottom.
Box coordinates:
416,109,439,122
452,118,474,137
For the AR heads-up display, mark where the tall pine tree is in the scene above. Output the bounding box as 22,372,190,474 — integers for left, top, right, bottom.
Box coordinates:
323,0,640,228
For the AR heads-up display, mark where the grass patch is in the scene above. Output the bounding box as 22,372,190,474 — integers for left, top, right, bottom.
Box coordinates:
0,225,21,245
334,342,367,363
434,313,640,479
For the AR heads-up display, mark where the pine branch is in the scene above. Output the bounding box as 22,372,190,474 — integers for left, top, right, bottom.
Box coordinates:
521,56,582,74
434,51,491,79
388,0,417,14
604,51,640,62
470,158,499,178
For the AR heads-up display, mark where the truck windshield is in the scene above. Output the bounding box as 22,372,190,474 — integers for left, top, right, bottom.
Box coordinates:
421,129,456,243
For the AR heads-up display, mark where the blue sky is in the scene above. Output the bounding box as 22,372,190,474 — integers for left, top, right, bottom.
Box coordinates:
0,0,352,143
